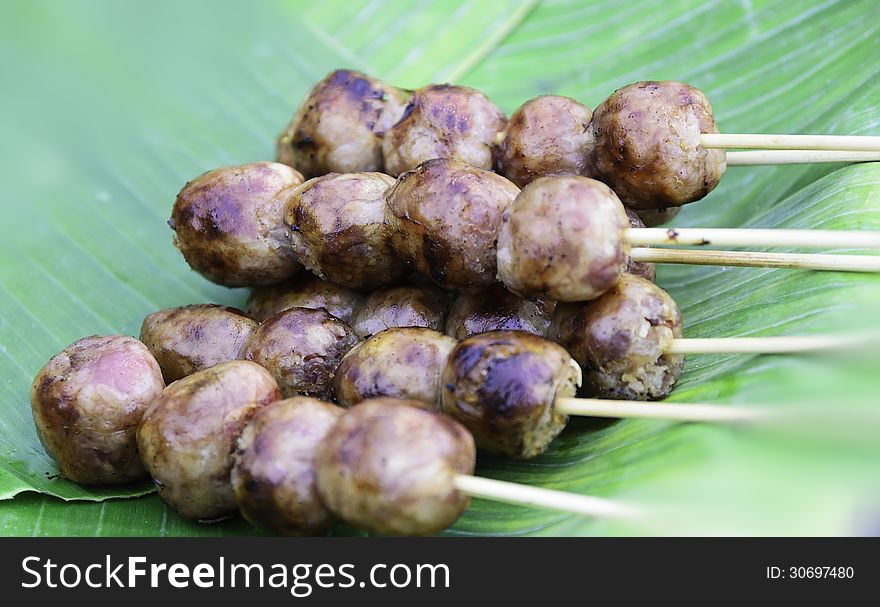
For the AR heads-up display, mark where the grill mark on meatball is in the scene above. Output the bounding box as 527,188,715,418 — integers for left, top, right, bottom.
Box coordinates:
477,353,547,420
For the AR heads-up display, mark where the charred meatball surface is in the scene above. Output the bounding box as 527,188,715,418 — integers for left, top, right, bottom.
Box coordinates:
276,69,408,177
382,84,507,176
588,81,726,210
333,328,457,408
232,397,342,536
170,162,304,287
445,285,556,341
137,361,280,519
387,159,520,291
349,284,452,338
315,398,476,535
246,274,364,323
284,172,407,289
623,208,656,282
549,274,684,400
31,335,165,484
139,304,257,383
497,176,630,302
497,95,594,187
242,307,359,399
441,331,581,459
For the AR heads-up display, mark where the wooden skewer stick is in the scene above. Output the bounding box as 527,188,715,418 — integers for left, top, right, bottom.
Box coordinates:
725,150,880,165
452,474,641,519
701,133,880,152
624,228,880,250
555,397,771,423
666,335,868,354
629,247,880,272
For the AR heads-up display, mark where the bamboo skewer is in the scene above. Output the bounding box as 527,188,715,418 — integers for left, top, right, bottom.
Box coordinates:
629,247,880,272
452,474,641,519
555,398,771,423
725,150,880,165
701,133,880,151
666,335,868,354
624,228,880,250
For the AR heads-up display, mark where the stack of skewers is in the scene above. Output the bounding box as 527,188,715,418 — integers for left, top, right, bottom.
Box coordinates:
30,69,880,535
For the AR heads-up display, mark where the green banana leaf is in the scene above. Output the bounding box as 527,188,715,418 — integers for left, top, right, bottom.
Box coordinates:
1,0,878,536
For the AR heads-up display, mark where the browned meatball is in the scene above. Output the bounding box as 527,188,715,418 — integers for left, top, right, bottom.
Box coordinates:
635,206,680,227
387,159,520,291
315,398,475,535
284,172,407,289
588,81,727,210
333,328,457,408
170,162,305,287
139,304,257,383
549,274,684,400
623,208,656,282
276,69,408,177
232,397,342,536
246,274,364,323
31,335,165,484
382,84,508,177
441,331,581,459
497,95,594,187
445,285,556,340
497,176,630,302
349,284,452,338
137,361,279,519
242,307,359,399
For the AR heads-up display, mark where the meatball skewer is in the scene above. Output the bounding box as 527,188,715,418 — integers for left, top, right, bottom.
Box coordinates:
314,398,638,535
231,396,645,536
498,175,880,303
332,297,852,414
440,331,778,459
505,81,879,209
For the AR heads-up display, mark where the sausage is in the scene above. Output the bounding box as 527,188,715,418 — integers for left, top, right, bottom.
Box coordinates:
242,307,359,399
276,69,408,177
170,162,304,286
139,304,257,382
31,335,165,484
315,398,476,535
137,361,280,519
333,327,457,408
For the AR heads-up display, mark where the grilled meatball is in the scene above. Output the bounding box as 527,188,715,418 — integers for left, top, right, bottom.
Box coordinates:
387,159,520,291
31,335,165,484
445,285,556,340
232,397,342,536
137,361,279,519
441,331,581,459
170,162,304,287
382,84,507,176
497,95,594,187
284,172,407,289
549,274,684,400
623,208,656,282
139,304,257,383
242,307,359,399
588,81,726,210
349,284,452,338
247,274,363,324
276,69,408,177
333,328,457,408
497,176,630,302
315,398,476,535
635,206,680,227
